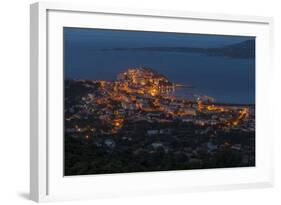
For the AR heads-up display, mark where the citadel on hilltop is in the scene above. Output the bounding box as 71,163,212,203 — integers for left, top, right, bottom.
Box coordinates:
117,67,176,96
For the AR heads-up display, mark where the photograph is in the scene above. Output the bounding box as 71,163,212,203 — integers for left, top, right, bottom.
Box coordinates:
63,27,255,176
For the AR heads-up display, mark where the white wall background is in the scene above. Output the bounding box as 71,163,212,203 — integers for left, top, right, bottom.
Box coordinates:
0,0,280,204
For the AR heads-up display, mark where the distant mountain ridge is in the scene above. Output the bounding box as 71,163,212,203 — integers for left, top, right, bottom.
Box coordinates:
103,39,255,59
206,39,255,58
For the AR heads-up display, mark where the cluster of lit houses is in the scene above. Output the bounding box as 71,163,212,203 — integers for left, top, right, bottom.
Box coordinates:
65,67,254,136
64,67,255,168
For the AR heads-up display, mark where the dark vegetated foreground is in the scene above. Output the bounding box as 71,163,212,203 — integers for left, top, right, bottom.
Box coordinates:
65,121,255,176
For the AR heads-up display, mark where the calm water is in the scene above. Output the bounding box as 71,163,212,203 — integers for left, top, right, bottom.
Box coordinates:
65,49,255,104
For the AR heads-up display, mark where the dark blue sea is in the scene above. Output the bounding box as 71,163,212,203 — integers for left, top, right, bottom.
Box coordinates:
65,49,255,104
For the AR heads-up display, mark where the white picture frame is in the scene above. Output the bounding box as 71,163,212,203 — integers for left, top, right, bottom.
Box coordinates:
30,1,274,202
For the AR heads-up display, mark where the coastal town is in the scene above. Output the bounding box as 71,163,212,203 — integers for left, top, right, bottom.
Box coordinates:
64,67,255,175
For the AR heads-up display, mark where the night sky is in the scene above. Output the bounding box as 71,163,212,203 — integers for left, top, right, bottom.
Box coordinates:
64,27,255,104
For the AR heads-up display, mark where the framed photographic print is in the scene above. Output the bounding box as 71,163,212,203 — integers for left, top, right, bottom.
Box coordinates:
30,2,274,202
